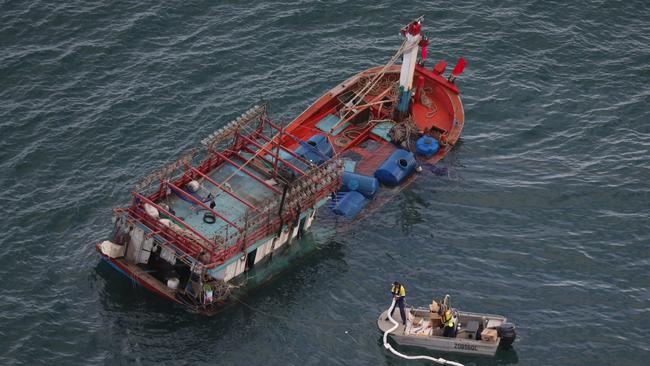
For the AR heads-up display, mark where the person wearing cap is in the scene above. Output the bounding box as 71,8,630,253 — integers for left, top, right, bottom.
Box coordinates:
389,281,407,325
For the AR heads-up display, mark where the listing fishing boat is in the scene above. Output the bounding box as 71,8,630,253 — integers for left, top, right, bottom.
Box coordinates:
96,17,467,314
378,295,516,358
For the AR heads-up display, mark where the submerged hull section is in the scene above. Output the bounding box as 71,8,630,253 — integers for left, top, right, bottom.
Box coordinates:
97,207,318,315
97,101,343,314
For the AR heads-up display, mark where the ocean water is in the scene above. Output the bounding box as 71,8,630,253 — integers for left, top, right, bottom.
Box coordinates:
1,1,649,365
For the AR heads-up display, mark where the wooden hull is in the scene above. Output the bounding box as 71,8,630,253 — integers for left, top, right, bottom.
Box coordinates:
97,243,225,315
97,59,466,313
96,205,317,315
279,65,465,171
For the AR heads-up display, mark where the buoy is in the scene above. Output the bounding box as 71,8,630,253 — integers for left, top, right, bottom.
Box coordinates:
188,180,200,192
416,136,439,157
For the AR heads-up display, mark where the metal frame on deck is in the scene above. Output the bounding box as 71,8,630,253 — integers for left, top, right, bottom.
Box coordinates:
133,192,216,253
236,133,307,177
121,105,344,273
258,120,318,164
189,167,259,212
235,147,289,182
212,151,282,194
253,131,316,167
164,180,243,232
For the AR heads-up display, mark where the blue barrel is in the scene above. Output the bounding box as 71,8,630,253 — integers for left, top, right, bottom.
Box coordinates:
341,171,379,198
374,149,417,186
308,134,334,158
294,135,333,165
333,191,368,218
416,136,439,157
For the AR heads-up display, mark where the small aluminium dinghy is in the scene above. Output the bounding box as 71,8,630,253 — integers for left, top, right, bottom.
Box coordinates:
378,295,516,358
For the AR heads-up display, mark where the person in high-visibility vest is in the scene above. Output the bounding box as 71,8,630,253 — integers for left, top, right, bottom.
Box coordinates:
389,281,407,325
442,308,456,337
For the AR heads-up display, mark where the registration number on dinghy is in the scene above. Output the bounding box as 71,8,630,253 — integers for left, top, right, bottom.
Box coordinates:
454,343,478,351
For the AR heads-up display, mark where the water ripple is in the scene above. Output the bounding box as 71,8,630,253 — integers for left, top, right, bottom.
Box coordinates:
1,0,649,365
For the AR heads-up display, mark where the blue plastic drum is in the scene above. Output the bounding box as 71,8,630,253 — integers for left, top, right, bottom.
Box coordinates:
341,172,379,198
416,136,439,157
374,149,417,186
294,134,333,165
332,191,368,218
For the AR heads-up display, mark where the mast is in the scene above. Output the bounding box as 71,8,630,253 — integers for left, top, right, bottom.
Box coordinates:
396,18,423,118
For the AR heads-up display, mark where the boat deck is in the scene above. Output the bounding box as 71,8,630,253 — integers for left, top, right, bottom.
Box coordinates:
160,161,279,241
377,308,502,357
377,308,408,334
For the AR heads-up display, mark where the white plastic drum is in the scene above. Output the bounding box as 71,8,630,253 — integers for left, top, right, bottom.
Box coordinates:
167,278,179,290
144,203,159,219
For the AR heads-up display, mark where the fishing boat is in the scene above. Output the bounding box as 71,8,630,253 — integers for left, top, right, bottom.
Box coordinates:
378,295,516,358
96,17,467,314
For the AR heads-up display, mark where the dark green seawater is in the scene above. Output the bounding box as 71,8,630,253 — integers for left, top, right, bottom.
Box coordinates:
1,1,649,365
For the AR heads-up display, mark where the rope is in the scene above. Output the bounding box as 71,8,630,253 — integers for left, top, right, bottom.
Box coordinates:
420,86,438,119
339,38,413,121
383,299,464,366
388,117,418,151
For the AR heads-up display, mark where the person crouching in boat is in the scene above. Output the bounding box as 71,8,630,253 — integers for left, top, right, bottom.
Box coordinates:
389,281,407,325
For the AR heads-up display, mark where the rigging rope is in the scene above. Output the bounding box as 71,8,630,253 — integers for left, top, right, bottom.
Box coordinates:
383,299,464,366
340,38,412,120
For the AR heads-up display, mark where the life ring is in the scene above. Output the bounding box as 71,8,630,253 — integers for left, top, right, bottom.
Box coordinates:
203,212,216,224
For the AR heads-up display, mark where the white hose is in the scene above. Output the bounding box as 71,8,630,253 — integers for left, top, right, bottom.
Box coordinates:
383,299,464,366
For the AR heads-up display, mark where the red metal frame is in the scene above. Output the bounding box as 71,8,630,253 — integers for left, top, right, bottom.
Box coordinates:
237,133,307,176
125,206,201,257
133,192,215,252
255,121,317,165
239,146,283,173
164,181,243,232
273,125,283,177
254,131,314,166
189,167,259,212
238,146,307,185
212,151,282,194
206,172,341,267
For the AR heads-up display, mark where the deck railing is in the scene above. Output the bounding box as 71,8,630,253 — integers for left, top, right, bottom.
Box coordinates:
121,104,343,270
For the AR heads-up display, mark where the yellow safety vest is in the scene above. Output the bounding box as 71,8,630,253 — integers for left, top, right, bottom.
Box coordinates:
443,309,454,327
391,284,406,297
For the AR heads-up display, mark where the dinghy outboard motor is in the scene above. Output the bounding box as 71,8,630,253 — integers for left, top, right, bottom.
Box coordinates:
497,322,516,348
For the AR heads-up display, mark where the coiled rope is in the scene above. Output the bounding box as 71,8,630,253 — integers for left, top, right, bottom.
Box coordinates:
383,299,464,366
